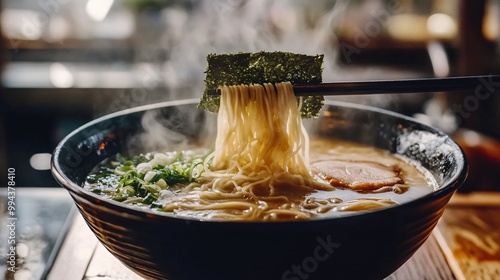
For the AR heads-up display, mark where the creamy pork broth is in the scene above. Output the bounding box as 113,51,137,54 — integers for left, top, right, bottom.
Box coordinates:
85,81,436,221
84,137,436,221
305,138,436,218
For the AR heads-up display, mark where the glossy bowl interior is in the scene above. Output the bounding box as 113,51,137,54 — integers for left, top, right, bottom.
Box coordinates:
52,99,467,280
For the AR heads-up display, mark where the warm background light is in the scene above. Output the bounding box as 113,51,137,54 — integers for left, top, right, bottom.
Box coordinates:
86,0,114,22
427,13,457,40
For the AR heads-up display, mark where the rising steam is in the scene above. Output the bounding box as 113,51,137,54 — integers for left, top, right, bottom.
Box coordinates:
128,0,426,151
131,0,351,150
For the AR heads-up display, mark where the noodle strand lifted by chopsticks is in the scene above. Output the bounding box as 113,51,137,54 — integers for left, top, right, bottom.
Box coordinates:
162,82,333,221
212,82,310,175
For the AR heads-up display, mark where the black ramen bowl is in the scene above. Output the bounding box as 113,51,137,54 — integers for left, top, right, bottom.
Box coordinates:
51,99,467,280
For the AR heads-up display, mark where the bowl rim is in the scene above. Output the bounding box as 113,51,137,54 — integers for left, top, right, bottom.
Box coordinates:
51,98,468,225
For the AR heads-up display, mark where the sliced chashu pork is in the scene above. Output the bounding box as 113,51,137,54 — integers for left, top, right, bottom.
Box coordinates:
311,160,404,191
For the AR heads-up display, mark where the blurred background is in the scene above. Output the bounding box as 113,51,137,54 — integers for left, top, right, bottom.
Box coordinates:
1,0,499,191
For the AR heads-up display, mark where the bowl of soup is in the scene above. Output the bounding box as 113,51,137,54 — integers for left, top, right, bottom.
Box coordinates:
51,98,467,280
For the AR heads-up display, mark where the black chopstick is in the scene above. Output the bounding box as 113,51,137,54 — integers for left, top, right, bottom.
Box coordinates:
206,75,500,96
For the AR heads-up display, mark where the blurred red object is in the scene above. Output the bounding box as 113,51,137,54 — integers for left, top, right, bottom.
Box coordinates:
453,129,500,192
